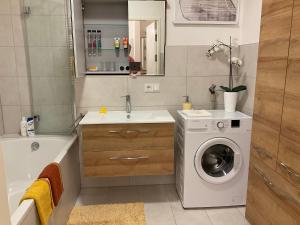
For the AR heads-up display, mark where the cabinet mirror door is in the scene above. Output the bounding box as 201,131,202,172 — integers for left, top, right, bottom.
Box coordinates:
128,0,166,76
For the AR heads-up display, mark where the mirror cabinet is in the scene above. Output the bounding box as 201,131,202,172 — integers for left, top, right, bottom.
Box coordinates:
71,0,166,77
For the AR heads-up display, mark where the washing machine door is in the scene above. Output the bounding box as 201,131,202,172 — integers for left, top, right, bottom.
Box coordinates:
194,137,242,184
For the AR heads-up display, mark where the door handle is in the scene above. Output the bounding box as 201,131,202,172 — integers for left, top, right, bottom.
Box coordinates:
253,166,300,207
252,146,273,160
278,162,300,183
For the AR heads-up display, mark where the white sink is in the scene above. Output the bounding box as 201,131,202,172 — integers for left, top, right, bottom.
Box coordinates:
79,110,175,125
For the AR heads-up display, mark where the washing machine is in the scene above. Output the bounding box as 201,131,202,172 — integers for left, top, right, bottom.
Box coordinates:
175,110,252,208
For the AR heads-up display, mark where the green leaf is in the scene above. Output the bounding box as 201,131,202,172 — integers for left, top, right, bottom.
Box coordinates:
220,86,232,92
231,85,247,92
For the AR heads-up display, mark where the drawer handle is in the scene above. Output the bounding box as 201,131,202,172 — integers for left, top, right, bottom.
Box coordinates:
253,146,273,160
108,130,150,135
254,166,300,207
109,156,149,161
279,162,300,181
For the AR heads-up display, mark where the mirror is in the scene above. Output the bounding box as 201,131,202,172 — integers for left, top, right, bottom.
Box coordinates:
128,0,166,76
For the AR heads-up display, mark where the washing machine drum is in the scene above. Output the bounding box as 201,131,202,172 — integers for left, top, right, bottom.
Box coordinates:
194,138,242,184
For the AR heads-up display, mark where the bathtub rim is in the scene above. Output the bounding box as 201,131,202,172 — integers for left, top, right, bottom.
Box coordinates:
1,134,78,225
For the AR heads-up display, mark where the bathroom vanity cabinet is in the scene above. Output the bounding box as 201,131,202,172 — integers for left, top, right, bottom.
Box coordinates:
81,123,174,177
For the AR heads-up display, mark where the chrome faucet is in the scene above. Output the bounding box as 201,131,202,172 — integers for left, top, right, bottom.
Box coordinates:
122,95,131,114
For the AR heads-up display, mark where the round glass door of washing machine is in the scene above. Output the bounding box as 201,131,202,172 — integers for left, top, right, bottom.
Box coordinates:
194,138,242,184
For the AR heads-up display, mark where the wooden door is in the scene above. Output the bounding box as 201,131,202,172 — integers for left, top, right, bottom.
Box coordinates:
251,0,294,169
277,0,300,188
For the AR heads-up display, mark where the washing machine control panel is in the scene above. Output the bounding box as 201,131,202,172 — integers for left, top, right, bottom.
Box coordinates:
215,120,230,129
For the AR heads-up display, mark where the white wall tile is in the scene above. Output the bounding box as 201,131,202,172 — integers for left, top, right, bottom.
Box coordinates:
48,0,66,16
187,46,231,76
165,46,187,76
0,0,11,15
237,76,256,115
75,77,128,107
28,47,53,76
11,15,25,46
0,15,14,46
128,76,186,107
15,46,29,76
26,16,51,46
18,76,32,106
21,105,32,117
187,76,229,106
10,0,23,15
0,47,17,76
239,43,259,78
0,108,4,135
33,105,74,133
0,77,20,105
24,0,49,16
2,106,21,134
31,77,73,105
50,16,67,46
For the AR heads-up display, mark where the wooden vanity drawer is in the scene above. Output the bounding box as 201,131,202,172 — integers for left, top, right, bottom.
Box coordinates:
81,123,174,177
246,154,300,225
83,149,174,177
82,123,174,152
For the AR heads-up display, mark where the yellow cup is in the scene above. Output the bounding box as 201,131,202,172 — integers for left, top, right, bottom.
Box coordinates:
99,106,107,114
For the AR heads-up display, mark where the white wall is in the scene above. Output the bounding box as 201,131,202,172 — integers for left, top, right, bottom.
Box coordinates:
239,0,262,44
166,0,262,46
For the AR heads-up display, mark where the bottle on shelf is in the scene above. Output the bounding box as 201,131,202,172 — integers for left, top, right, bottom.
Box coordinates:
92,30,97,56
87,30,92,56
114,37,120,49
123,37,128,49
96,30,102,55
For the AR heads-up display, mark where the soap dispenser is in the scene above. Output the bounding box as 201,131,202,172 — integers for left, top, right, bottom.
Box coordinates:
183,96,192,110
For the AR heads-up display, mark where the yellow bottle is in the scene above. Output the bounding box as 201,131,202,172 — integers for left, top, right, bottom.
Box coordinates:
183,96,192,110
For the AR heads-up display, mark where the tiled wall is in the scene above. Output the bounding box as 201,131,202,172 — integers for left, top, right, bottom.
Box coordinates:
237,43,259,115
0,0,74,135
75,45,258,116
0,0,32,135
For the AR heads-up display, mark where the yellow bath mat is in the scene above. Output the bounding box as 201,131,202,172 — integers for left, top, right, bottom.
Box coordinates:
67,203,146,225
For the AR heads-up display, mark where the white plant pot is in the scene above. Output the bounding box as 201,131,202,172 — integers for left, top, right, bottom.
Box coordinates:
224,92,238,112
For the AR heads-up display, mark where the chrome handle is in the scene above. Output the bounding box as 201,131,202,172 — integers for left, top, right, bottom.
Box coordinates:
108,129,149,135
279,162,300,180
253,146,273,160
108,130,121,134
254,166,300,207
109,156,149,161
125,129,149,134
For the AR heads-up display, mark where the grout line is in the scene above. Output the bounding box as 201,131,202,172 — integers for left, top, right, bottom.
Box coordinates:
205,210,215,225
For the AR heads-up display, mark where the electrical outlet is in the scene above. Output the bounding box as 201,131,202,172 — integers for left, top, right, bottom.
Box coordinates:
144,83,154,93
153,83,160,93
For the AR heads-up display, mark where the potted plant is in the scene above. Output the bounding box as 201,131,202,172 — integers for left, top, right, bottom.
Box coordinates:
206,37,247,112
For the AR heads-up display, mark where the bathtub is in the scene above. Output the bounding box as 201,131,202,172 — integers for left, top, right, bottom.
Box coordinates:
0,135,80,225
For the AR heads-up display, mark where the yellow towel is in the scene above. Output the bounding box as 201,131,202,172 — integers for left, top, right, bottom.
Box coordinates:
20,179,54,225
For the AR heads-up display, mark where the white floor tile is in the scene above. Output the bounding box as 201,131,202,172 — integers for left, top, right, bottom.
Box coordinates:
171,203,213,225
144,202,176,225
206,207,249,225
76,187,110,206
106,186,143,204
74,185,250,225
237,206,246,216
